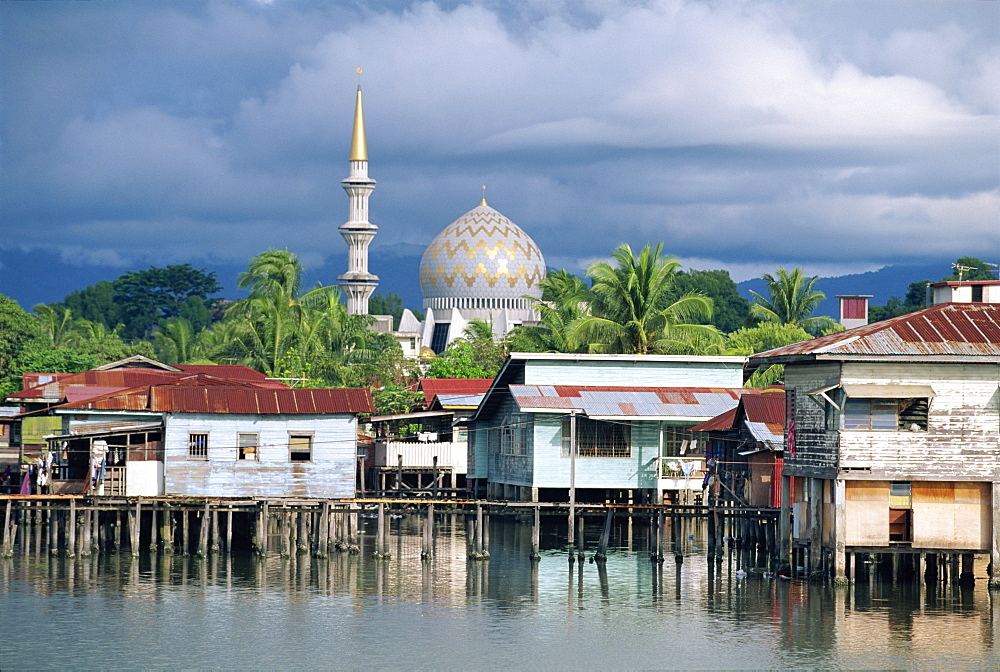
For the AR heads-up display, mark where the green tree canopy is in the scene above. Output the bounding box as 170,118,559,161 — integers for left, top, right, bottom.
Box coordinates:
568,243,722,354
749,267,837,335
113,264,221,339
368,292,404,330
943,256,997,281
668,269,750,333
0,295,46,397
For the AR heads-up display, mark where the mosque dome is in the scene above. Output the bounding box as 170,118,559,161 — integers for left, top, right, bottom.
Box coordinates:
419,202,546,311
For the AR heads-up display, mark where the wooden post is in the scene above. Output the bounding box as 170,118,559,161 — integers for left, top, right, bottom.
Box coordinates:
2,500,11,556
596,507,613,561
149,507,158,552
211,507,220,554
129,500,141,557
779,474,791,571
161,505,173,554
68,499,77,557
297,508,309,555
530,506,541,561
568,411,578,560
226,509,233,555
421,503,433,561
397,454,403,494
317,502,330,559
198,502,210,557
833,479,848,585
280,509,291,557
431,455,438,497
181,509,190,556
673,513,683,563
466,513,475,558
656,508,665,563
49,507,59,555
576,514,585,561
476,503,485,558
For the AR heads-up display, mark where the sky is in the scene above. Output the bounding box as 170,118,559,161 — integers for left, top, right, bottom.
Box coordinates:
1,0,997,309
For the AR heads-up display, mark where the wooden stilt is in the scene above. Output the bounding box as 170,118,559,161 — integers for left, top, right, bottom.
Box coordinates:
226,509,233,555
149,507,158,552
596,507,613,561
317,502,330,559
49,507,59,555
68,499,77,557
198,502,209,557
297,508,309,555
182,509,190,556
129,500,141,557
211,507,220,554
530,506,541,561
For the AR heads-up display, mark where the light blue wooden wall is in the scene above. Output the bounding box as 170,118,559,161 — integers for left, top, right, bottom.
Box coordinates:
530,414,659,489
523,359,743,387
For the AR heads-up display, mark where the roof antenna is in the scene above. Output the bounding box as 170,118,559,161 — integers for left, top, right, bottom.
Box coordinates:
480,184,488,207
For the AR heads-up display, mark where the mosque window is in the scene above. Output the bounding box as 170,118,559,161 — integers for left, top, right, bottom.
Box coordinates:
431,323,450,354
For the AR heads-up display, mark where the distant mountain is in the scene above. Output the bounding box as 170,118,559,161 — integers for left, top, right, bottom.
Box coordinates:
737,262,949,319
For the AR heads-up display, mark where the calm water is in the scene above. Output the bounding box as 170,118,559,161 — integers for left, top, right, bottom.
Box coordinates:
0,515,996,670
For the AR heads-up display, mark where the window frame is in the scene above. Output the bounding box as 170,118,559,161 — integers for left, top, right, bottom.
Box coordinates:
288,433,314,463
187,432,209,460
561,416,631,458
841,397,929,431
237,432,259,461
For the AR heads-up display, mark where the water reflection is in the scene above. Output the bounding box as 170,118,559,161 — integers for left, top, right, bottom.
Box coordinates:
0,515,997,670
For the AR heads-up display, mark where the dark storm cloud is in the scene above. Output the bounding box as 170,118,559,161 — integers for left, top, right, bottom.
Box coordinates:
1,0,996,292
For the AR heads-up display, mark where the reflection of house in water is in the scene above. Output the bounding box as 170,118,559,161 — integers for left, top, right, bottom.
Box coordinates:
367,378,492,495
5,356,372,497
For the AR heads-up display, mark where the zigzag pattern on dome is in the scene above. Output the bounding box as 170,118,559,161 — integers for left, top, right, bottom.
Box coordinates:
423,238,542,262
420,261,546,289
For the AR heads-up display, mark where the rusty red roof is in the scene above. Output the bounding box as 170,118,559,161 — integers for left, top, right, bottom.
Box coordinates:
58,382,373,415
509,385,748,419
751,303,1000,363
689,407,738,432
418,378,493,404
8,365,288,402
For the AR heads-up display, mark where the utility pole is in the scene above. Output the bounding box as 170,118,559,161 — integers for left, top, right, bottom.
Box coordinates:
568,410,577,562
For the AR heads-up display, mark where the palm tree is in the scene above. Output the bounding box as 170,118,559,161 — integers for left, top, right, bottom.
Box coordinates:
225,249,374,383
153,317,198,364
33,304,79,349
510,270,591,353
749,267,837,334
568,243,722,354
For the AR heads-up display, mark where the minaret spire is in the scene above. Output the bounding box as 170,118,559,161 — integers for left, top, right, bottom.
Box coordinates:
338,69,378,315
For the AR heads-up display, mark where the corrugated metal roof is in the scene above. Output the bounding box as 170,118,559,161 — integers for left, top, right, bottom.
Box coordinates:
433,393,486,409
418,378,493,404
9,365,288,401
751,303,1000,363
58,383,373,415
740,392,785,425
744,420,784,446
509,385,746,419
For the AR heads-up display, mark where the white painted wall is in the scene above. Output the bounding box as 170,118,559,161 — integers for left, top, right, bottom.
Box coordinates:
162,412,358,498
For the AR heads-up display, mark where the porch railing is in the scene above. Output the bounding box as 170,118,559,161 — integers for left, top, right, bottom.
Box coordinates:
373,441,467,473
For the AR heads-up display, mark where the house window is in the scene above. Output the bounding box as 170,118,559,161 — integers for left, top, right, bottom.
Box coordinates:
188,433,208,460
238,433,259,461
843,398,929,431
501,414,530,456
561,416,631,458
662,426,697,457
289,434,312,463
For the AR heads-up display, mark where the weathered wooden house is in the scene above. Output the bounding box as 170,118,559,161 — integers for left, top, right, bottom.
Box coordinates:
464,353,747,502
748,302,1000,587
690,390,785,508
366,378,492,494
7,358,373,498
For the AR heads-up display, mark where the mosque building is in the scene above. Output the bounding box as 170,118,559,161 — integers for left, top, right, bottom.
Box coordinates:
339,82,546,356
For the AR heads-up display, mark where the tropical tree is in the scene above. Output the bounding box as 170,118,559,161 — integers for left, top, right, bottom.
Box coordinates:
224,250,374,385
511,270,591,353
749,267,837,334
567,243,722,354
33,304,80,350
427,319,508,379
153,317,200,365
724,322,815,388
